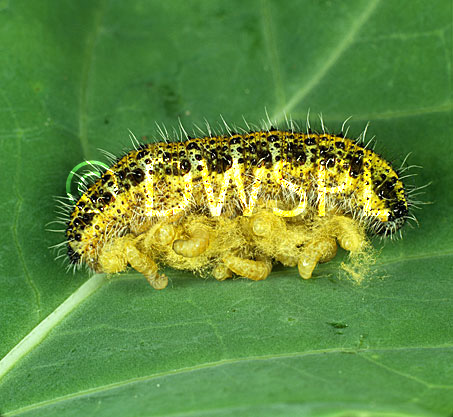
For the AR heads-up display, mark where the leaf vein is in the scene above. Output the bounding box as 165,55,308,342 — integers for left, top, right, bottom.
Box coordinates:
359,354,453,389
78,0,106,159
0,89,41,317
5,345,453,416
272,0,381,122
260,0,286,109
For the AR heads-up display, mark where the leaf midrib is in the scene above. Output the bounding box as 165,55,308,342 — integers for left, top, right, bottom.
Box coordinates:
0,274,105,380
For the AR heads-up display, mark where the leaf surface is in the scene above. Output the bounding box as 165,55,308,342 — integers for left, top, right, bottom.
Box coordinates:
0,1,452,416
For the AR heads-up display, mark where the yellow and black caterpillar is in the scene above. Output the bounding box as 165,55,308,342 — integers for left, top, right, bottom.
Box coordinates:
63,125,412,289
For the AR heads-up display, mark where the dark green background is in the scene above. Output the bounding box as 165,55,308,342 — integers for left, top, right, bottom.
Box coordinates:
0,1,452,416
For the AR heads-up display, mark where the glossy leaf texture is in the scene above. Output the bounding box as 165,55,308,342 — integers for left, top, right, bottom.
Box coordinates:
0,1,452,416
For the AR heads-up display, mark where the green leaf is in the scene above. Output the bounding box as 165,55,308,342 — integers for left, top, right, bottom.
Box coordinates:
1,0,452,416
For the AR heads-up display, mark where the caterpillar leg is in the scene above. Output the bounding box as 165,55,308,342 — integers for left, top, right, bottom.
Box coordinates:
222,255,272,281
98,235,168,290
298,238,337,280
172,226,210,258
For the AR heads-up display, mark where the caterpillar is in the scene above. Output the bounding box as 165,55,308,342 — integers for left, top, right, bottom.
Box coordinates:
58,118,418,289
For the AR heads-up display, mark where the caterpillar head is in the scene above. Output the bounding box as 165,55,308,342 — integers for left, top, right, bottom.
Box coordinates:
378,200,409,236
